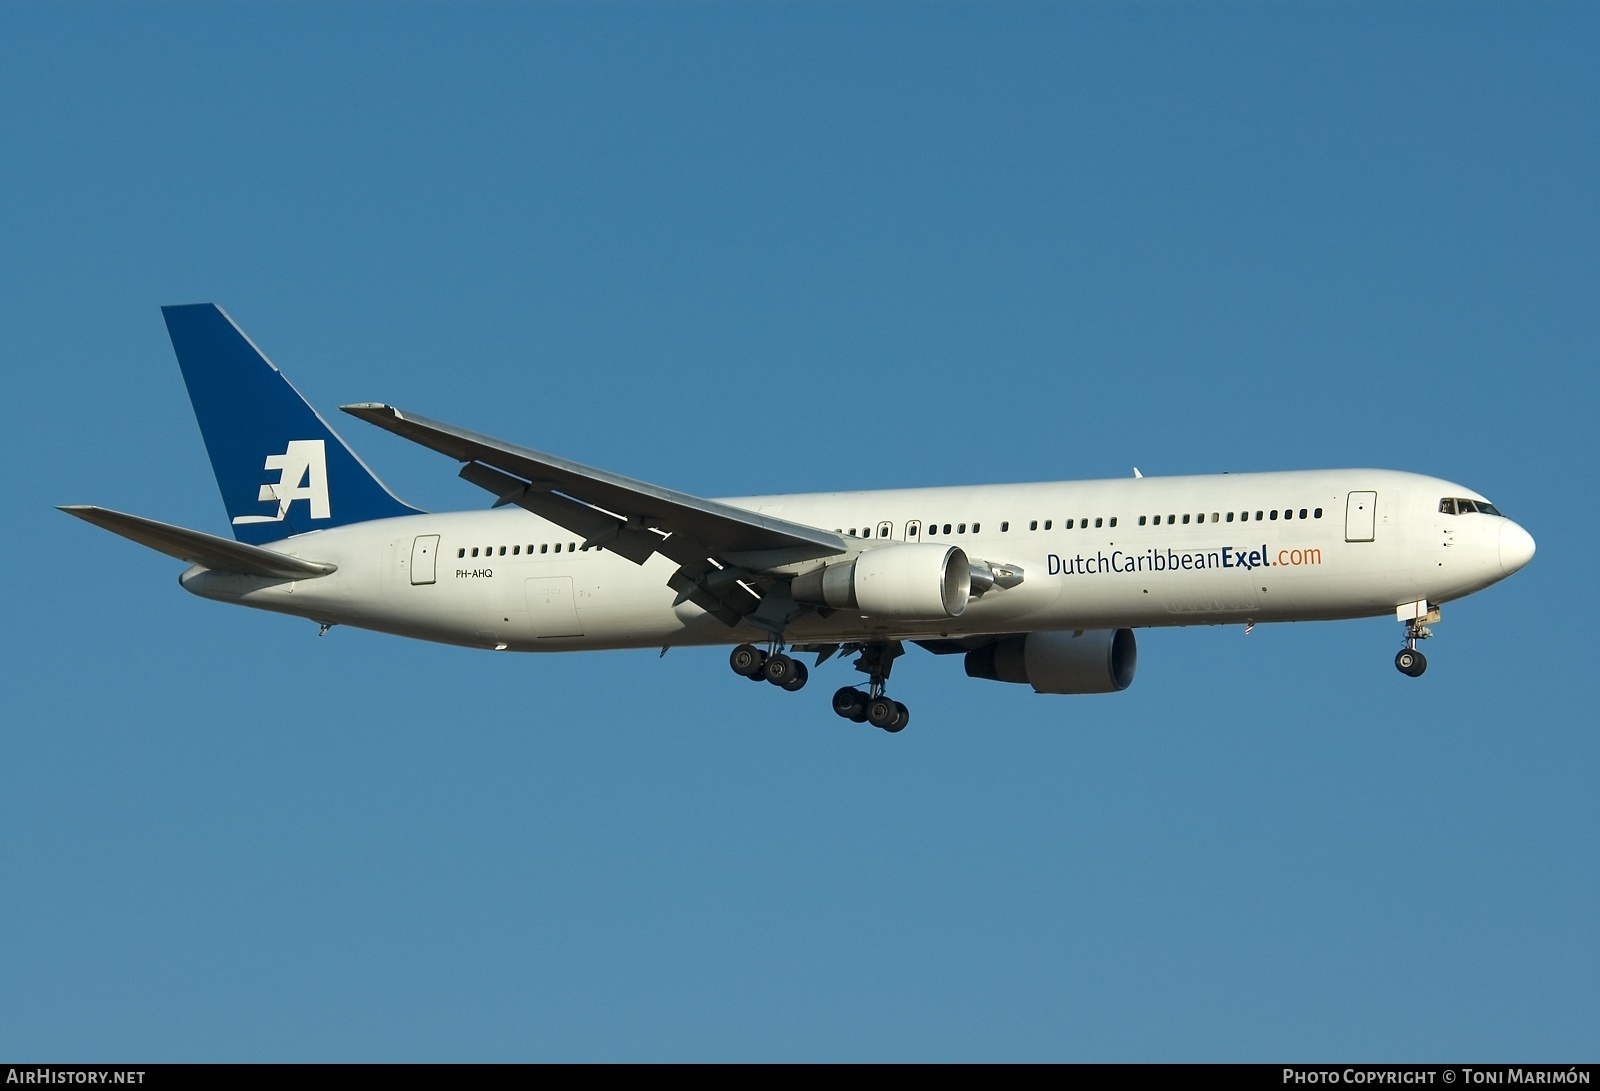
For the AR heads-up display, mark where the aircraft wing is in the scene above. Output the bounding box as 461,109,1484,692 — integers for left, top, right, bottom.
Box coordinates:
341,403,847,625
60,505,338,579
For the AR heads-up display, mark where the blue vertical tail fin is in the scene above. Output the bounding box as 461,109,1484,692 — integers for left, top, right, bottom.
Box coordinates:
162,304,422,544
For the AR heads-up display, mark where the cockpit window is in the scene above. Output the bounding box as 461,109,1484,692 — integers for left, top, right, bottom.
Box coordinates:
1440,497,1504,517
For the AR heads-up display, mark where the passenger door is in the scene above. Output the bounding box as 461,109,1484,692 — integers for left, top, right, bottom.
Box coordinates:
1345,492,1377,542
410,535,439,585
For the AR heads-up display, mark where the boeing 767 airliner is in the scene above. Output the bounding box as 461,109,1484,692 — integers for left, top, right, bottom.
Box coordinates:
62,305,1536,732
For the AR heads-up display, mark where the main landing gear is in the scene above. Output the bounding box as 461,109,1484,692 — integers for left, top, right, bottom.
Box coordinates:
831,688,909,733
729,642,809,692
831,641,909,733
729,638,911,732
1394,604,1437,678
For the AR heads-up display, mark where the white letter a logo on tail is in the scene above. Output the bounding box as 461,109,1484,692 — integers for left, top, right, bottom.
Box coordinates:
232,440,330,524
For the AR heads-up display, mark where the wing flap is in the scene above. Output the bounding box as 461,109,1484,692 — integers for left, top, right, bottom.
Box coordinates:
456,461,662,565
60,506,337,579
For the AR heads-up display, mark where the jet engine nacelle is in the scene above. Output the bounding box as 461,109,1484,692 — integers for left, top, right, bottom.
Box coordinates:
791,543,971,620
964,629,1137,694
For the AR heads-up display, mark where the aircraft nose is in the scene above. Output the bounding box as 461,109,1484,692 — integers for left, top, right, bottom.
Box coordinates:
1499,520,1536,576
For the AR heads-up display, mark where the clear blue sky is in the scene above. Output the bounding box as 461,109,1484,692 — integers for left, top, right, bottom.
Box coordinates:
2,2,1594,1061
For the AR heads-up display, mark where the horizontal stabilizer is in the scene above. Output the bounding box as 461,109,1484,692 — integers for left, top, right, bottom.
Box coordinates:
59,506,337,579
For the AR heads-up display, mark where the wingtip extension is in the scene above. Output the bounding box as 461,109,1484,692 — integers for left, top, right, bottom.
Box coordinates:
340,402,400,419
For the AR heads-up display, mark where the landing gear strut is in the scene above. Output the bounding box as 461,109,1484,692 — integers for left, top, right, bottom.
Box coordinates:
831,641,909,732
731,638,908,731
1394,606,1435,678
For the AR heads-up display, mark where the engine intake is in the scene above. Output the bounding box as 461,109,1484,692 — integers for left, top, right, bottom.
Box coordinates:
791,543,971,620
964,629,1137,694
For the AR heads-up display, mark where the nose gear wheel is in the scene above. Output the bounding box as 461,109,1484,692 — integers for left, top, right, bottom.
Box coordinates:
1394,608,1435,678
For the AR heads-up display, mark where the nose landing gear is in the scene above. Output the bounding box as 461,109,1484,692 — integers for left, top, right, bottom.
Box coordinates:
1394,602,1438,677
1395,647,1427,677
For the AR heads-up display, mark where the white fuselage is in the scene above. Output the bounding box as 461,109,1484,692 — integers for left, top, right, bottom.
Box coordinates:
180,468,1530,652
